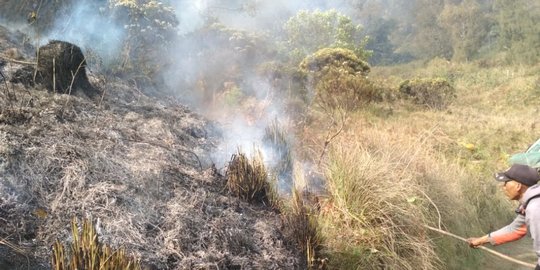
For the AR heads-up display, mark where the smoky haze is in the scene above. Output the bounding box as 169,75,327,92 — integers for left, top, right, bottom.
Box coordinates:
162,0,362,192
6,0,384,192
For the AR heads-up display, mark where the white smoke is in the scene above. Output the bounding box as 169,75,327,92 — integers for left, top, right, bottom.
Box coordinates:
46,1,126,65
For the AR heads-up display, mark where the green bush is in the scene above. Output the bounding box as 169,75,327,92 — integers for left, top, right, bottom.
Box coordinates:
399,78,456,109
300,47,370,77
300,48,378,110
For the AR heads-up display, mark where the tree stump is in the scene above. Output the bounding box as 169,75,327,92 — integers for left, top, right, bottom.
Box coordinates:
36,40,98,97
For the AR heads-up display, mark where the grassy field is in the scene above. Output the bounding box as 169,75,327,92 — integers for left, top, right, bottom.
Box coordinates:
298,58,540,269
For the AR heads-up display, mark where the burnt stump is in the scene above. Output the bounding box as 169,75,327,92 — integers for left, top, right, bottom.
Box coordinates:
36,40,98,97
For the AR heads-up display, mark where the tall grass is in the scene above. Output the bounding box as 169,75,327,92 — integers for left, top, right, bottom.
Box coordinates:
319,140,438,269
305,58,540,269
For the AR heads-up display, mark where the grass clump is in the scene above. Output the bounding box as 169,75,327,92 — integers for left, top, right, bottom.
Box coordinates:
52,218,140,270
226,149,278,208
281,188,324,269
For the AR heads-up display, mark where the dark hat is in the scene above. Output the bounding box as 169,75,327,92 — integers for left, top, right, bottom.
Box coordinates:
495,164,540,187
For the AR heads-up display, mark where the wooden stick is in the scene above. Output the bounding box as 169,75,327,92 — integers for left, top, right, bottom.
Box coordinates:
0,54,37,65
425,225,537,269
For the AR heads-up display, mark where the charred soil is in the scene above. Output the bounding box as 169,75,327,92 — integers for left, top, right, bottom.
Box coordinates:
0,25,301,270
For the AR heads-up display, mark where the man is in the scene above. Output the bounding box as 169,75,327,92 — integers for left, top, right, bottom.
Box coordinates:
467,164,540,269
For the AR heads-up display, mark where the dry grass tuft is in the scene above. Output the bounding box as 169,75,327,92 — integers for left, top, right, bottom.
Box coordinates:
263,120,294,186
281,188,324,269
226,149,279,208
319,140,439,270
52,218,140,270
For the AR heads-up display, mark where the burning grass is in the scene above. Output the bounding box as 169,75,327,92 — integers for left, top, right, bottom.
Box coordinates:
0,78,301,268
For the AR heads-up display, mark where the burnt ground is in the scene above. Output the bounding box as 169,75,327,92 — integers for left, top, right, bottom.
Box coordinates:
0,25,301,269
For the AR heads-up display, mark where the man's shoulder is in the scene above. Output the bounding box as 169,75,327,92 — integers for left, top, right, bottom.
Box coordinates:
524,185,540,206
526,199,540,218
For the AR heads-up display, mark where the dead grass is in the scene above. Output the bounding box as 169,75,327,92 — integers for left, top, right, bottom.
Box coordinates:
0,79,300,269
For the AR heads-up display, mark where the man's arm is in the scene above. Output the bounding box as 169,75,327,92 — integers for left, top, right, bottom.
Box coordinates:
489,214,528,245
467,214,527,247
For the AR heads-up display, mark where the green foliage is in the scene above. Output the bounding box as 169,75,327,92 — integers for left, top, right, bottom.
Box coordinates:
399,0,453,60
364,18,413,65
222,85,244,107
300,48,378,110
494,0,540,64
399,78,456,109
52,218,140,270
257,61,308,101
284,9,371,64
109,0,179,75
300,47,370,76
187,22,272,103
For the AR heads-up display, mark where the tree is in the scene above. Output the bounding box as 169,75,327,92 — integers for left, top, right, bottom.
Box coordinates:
283,9,371,64
495,0,540,64
399,0,453,60
439,0,492,61
364,18,402,65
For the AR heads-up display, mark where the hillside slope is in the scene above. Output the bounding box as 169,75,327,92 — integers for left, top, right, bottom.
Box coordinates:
0,25,301,269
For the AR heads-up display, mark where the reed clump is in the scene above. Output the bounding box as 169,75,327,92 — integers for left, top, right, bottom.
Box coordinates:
52,218,140,270
226,149,279,208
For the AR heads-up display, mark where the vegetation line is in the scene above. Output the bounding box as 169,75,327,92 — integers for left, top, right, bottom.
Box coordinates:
424,225,536,269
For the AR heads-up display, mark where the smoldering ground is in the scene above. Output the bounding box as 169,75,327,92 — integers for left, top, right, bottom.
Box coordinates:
0,1,372,268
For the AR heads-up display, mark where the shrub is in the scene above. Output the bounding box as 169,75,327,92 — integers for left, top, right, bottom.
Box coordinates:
300,47,370,77
399,78,456,109
300,48,378,110
52,218,140,270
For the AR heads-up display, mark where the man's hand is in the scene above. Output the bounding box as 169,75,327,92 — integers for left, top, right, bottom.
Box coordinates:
466,235,489,248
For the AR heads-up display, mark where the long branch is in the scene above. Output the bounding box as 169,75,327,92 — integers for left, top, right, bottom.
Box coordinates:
0,54,36,66
425,225,536,269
